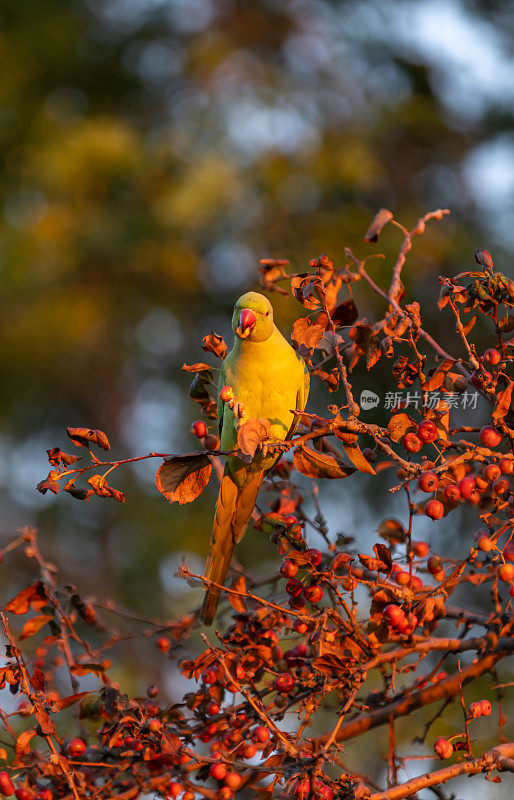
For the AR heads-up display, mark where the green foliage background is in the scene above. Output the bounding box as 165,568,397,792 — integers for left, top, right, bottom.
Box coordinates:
1,2,514,791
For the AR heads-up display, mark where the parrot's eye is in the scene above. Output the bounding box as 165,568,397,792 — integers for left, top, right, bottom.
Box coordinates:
265,311,270,316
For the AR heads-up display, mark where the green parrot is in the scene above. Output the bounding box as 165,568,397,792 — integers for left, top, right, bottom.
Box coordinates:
200,291,310,625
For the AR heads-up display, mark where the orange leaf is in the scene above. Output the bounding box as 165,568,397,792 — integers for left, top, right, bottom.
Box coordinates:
387,412,415,442
20,615,54,640
15,730,36,757
342,444,376,475
67,427,110,451
493,379,513,424
237,418,271,459
293,445,354,480
181,362,213,373
228,574,247,613
6,584,41,615
155,454,212,505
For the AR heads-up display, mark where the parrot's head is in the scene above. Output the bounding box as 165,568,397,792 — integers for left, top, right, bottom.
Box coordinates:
232,291,274,342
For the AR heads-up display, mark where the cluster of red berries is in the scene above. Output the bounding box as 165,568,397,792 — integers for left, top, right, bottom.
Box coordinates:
383,603,418,635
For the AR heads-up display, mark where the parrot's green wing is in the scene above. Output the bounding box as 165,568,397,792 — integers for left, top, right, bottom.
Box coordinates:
217,361,227,439
285,355,310,440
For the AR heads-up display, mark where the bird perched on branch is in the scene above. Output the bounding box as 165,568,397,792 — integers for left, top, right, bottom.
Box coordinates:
200,291,310,624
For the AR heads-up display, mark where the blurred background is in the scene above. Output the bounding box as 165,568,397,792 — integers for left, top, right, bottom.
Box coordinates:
1,1,514,793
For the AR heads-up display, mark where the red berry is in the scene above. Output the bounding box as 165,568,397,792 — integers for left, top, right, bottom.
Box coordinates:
253,726,270,743
403,433,423,453
498,563,514,582
425,499,444,520
433,569,446,582
224,773,242,791
168,783,183,798
191,420,208,438
304,585,323,603
413,541,429,558
15,791,33,800
217,790,232,800
500,458,514,474
147,684,159,698
67,738,86,757
210,764,227,781
274,673,295,693
384,604,406,628
478,535,494,552
0,773,15,797
294,780,310,799
293,619,308,634
427,556,443,574
484,348,500,366
395,570,411,586
241,744,256,759
480,426,502,448
418,471,439,493
468,702,482,719
493,478,509,495
417,420,438,443
204,434,220,451
434,737,453,759
219,386,234,403
480,699,492,716
280,560,298,579
202,669,217,685
410,575,423,591
485,464,501,481
305,548,322,566
458,476,477,499
444,484,461,503
286,578,304,597
35,791,53,800
157,636,171,653
207,702,220,715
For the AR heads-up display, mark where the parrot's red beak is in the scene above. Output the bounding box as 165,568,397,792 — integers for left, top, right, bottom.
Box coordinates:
238,308,257,336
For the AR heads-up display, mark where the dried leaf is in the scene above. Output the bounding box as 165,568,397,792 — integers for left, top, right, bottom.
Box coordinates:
387,412,415,442
493,379,513,424
291,317,326,352
46,448,78,467
342,443,376,475
67,427,110,451
6,584,44,615
20,615,53,640
421,359,455,392
377,518,407,544
15,730,36,757
474,248,493,269
155,454,212,505
36,472,60,495
237,418,271,459
29,668,45,693
228,574,247,613
36,709,55,735
181,362,213,373
57,691,90,711
293,445,355,480
364,208,393,242
202,331,227,360
70,663,106,676
331,299,359,327
373,543,393,570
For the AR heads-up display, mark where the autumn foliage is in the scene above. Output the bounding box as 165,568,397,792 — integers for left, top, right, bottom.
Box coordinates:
3,208,514,799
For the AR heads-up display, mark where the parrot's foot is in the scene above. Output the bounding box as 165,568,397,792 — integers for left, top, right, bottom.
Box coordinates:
227,398,248,428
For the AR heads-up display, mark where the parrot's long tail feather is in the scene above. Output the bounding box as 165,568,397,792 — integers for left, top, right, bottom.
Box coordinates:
200,467,264,625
